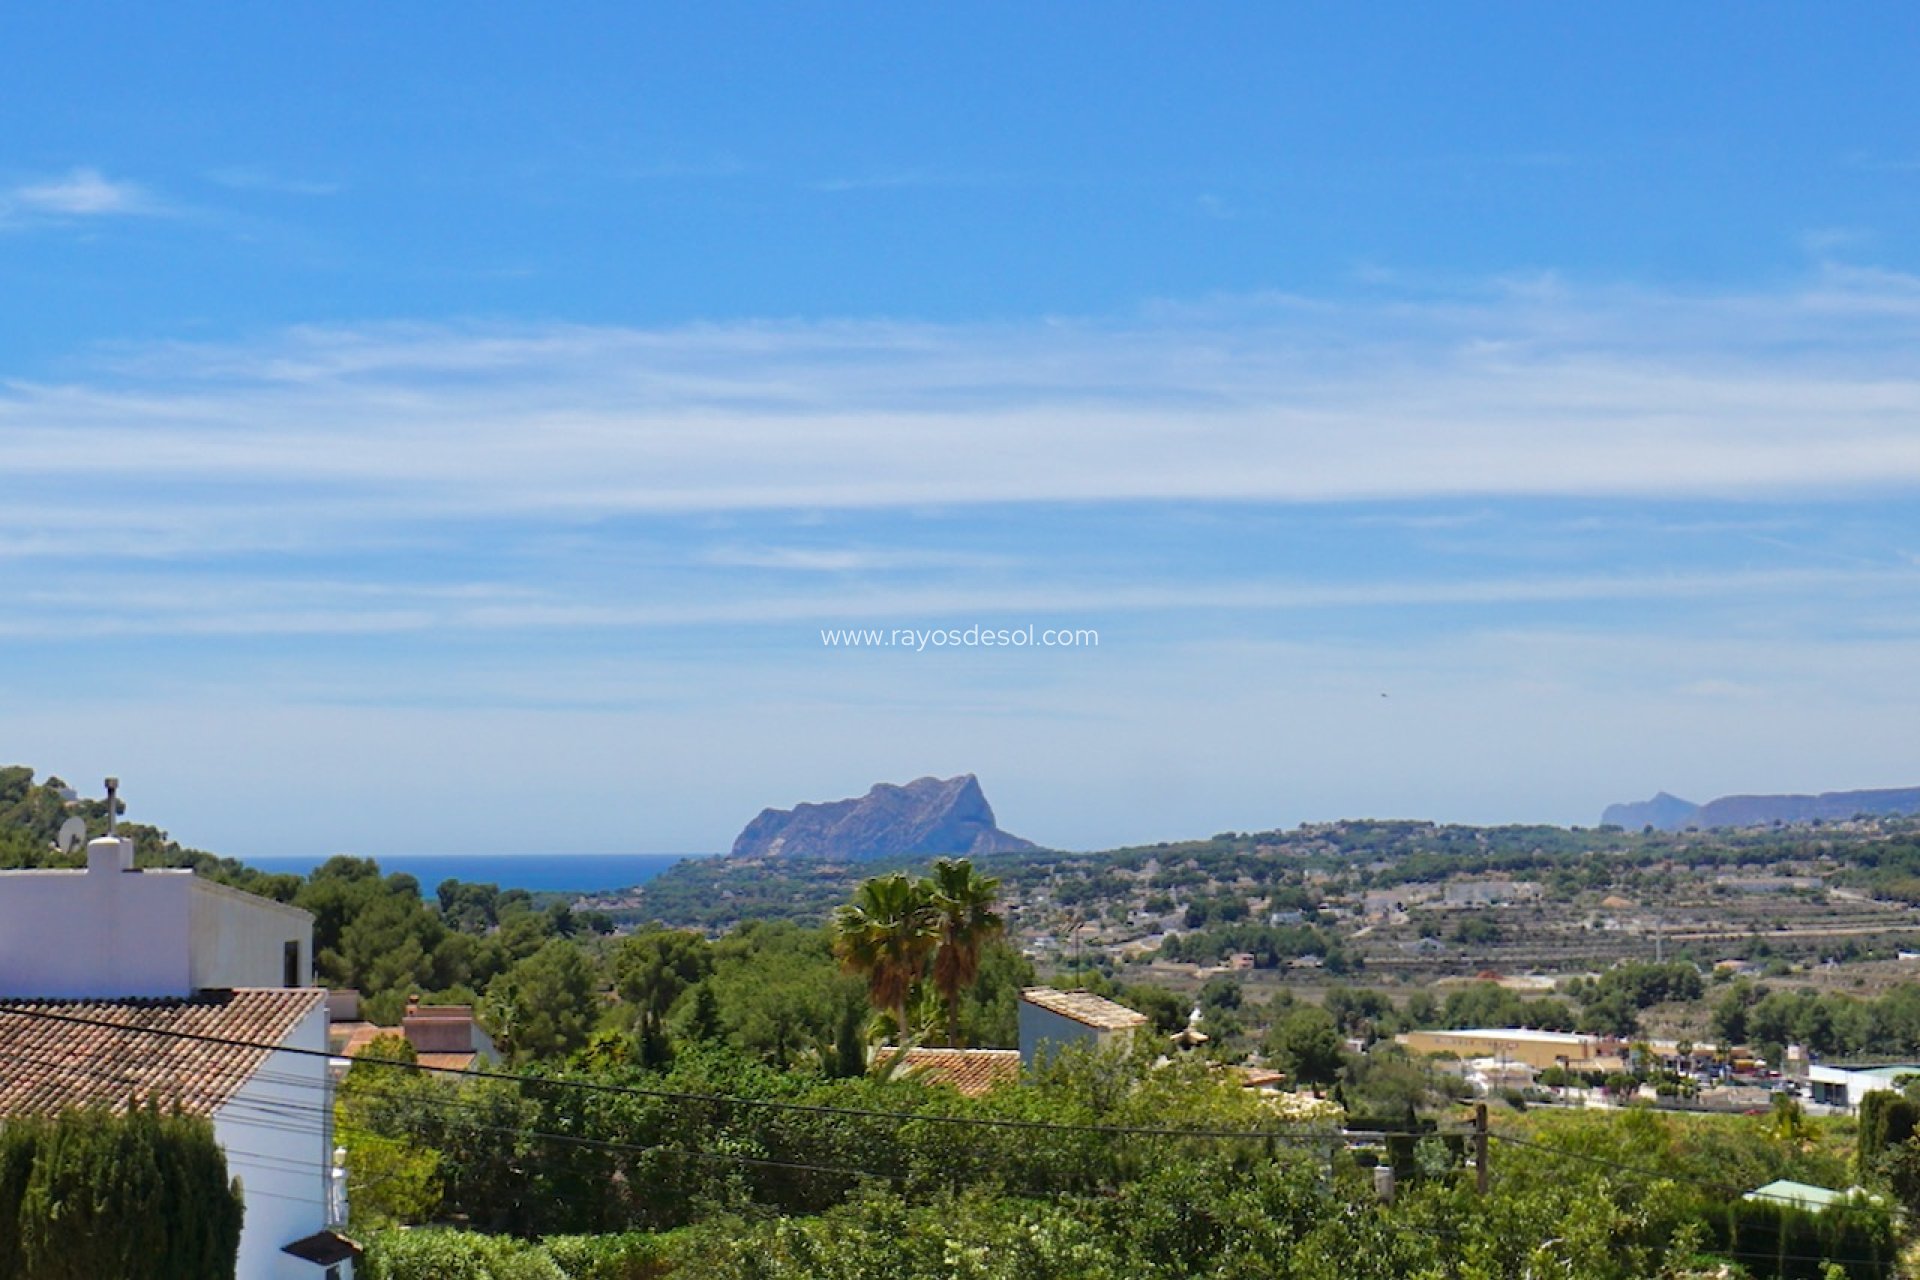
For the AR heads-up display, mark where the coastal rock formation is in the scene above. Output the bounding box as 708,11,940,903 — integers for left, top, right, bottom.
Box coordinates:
730,775,1037,862
1599,791,1701,831
1602,786,1920,831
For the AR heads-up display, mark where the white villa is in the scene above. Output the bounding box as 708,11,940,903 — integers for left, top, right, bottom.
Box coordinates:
0,832,355,1279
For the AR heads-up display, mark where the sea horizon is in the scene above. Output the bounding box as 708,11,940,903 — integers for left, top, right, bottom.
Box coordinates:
247,851,720,895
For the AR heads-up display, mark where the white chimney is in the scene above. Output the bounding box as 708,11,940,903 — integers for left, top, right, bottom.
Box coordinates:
86,835,134,874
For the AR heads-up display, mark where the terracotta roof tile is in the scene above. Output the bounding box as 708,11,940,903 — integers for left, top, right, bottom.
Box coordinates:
332,1012,483,1063
414,1051,480,1073
0,989,325,1118
331,1021,390,1057
1020,987,1150,1031
891,1048,1021,1097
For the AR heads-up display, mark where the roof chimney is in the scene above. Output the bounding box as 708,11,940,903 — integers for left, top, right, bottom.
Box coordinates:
88,777,132,873
87,835,134,874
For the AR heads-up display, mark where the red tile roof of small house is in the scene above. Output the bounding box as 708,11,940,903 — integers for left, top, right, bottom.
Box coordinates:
893,1047,1021,1097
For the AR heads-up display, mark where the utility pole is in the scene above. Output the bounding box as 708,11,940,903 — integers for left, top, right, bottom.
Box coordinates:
1473,1102,1489,1195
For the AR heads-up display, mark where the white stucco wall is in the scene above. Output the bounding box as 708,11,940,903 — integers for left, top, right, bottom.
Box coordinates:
190,877,313,991
213,1003,346,1280
0,867,195,998
0,856,310,999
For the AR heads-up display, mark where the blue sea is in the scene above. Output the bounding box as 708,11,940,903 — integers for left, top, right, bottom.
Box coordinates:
247,852,716,895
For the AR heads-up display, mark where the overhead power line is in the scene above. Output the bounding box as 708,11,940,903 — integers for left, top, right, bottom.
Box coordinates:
0,1004,1369,1145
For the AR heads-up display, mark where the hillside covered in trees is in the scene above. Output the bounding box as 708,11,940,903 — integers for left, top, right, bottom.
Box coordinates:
14,764,1920,1276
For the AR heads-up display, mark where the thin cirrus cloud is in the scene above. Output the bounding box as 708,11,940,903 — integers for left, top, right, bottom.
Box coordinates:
697,545,1015,573
202,167,342,197
809,168,1016,193
2,167,157,221
2,563,1912,641
2,266,1920,576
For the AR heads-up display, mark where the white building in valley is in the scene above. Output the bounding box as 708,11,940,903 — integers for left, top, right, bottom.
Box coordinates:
0,831,354,1279
1805,1062,1920,1113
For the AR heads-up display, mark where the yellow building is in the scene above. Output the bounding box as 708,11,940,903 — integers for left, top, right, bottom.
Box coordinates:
1396,1027,1608,1071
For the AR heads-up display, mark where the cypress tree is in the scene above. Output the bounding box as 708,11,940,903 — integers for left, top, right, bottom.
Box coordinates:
0,1116,47,1280
1858,1089,1920,1182
2,1105,242,1280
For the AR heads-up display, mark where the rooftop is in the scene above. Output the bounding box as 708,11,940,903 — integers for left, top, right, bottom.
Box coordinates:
1410,1027,1597,1046
892,1047,1022,1097
0,988,325,1117
1020,987,1150,1031
1746,1180,1852,1212
0,865,312,920
1810,1063,1920,1080
330,1008,488,1075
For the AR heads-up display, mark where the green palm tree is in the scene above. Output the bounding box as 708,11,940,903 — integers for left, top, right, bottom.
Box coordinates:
831,872,938,1045
923,858,1004,1047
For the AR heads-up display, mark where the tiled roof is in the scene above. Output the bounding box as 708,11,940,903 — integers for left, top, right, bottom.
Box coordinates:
330,1011,484,1068
330,1021,392,1058
1020,987,1149,1031
0,988,326,1118
415,1051,479,1073
894,1047,1021,1097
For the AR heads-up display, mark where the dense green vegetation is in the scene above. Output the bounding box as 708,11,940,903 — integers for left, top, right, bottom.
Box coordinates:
1709,979,1920,1063
361,1229,668,1279
325,864,1907,1277
1158,921,1357,972
348,1089,1896,1279
0,1106,243,1280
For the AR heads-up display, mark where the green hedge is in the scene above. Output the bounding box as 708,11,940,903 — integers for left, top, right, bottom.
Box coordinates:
0,1106,243,1280
1723,1196,1896,1280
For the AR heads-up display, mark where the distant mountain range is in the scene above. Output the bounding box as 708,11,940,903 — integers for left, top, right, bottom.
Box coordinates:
1602,786,1920,831
730,774,1038,862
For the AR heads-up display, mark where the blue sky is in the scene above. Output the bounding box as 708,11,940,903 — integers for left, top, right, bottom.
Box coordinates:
4,5,1920,856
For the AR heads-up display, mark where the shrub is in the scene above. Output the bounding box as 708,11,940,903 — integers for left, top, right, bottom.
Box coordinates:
0,1105,242,1280
541,1234,672,1280
362,1229,565,1280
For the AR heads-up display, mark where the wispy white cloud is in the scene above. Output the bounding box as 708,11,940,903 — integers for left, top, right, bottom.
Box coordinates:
18,617,1920,855
698,544,1013,573
810,168,1011,193
6,268,1920,536
203,167,341,197
3,167,157,219
2,562,1909,640
1195,193,1237,220
1801,226,1874,257
622,154,748,181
